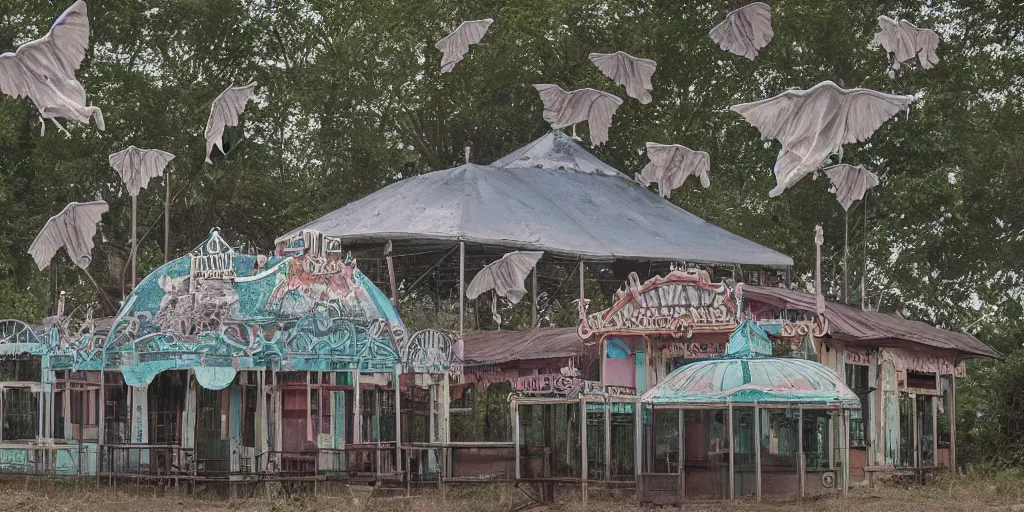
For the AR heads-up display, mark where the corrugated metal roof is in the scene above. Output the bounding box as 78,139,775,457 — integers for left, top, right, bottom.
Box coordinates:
277,132,794,267
461,327,585,366
739,284,1002,359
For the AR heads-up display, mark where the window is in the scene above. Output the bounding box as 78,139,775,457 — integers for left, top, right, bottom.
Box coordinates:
845,364,870,448
802,410,832,468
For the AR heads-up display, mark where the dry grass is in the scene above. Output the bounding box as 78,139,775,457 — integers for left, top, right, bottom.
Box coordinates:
0,474,1021,512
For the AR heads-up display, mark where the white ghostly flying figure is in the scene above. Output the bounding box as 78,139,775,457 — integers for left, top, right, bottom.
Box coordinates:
204,82,257,164
709,2,774,60
29,200,108,271
873,16,940,76
0,1,104,136
436,19,493,73
730,81,913,197
588,51,657,104
466,251,543,325
108,146,175,197
636,143,711,198
534,85,623,146
824,164,879,211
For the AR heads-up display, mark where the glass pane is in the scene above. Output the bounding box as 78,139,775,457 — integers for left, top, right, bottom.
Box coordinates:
733,407,756,498
762,408,800,498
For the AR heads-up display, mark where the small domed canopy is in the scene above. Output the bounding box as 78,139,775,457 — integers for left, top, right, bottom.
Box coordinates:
641,320,860,408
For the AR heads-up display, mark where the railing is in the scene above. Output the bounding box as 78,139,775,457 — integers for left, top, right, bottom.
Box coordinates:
0,442,87,476
402,442,515,489
254,442,400,483
98,444,196,485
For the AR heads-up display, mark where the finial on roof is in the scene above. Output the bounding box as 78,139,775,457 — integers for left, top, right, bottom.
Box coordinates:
726,319,773,357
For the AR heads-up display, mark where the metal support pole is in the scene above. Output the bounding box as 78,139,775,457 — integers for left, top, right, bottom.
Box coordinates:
950,370,958,474
580,396,588,503
844,409,851,495
578,260,585,301
912,397,919,468
755,403,761,501
394,370,401,467
678,409,685,500
513,400,520,479
531,268,538,328
164,168,171,262
131,195,138,290
798,406,804,498
459,242,465,337
634,401,642,481
862,193,868,309
98,369,104,483
385,240,399,307
353,369,361,444
604,398,611,482
728,403,734,500
600,338,606,385
932,396,938,467
843,210,849,303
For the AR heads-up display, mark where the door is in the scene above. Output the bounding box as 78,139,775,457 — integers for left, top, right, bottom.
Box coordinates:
194,387,229,473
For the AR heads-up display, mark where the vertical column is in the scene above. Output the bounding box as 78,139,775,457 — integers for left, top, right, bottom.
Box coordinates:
394,370,401,468
385,240,398,307
844,409,851,495
932,396,938,468
634,401,642,481
728,403,735,500
678,409,685,500
912,397,919,468
131,195,138,289
798,406,804,498
164,168,171,262
512,400,520,479
306,372,313,442
868,351,879,467
352,369,361,444
754,403,761,501
950,371,957,474
229,381,242,477
531,268,538,328
603,398,611,482
459,242,465,337
580,396,588,502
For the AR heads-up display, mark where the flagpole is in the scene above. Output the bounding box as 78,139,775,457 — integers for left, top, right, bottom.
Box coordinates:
131,194,137,290
164,166,171,262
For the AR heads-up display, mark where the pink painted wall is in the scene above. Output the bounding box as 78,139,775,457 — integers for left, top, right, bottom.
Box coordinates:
604,357,634,388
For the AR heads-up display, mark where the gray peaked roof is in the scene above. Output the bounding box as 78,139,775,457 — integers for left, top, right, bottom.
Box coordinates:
277,132,794,267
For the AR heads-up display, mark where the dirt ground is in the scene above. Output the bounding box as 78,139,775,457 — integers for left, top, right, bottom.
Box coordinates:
0,475,1022,512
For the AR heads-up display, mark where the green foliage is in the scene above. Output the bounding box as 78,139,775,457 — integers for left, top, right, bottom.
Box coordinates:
957,350,1024,466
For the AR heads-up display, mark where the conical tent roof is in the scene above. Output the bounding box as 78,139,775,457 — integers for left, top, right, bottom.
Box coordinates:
278,132,793,267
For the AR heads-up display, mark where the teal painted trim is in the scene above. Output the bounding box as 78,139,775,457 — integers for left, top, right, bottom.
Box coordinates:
635,351,647,394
